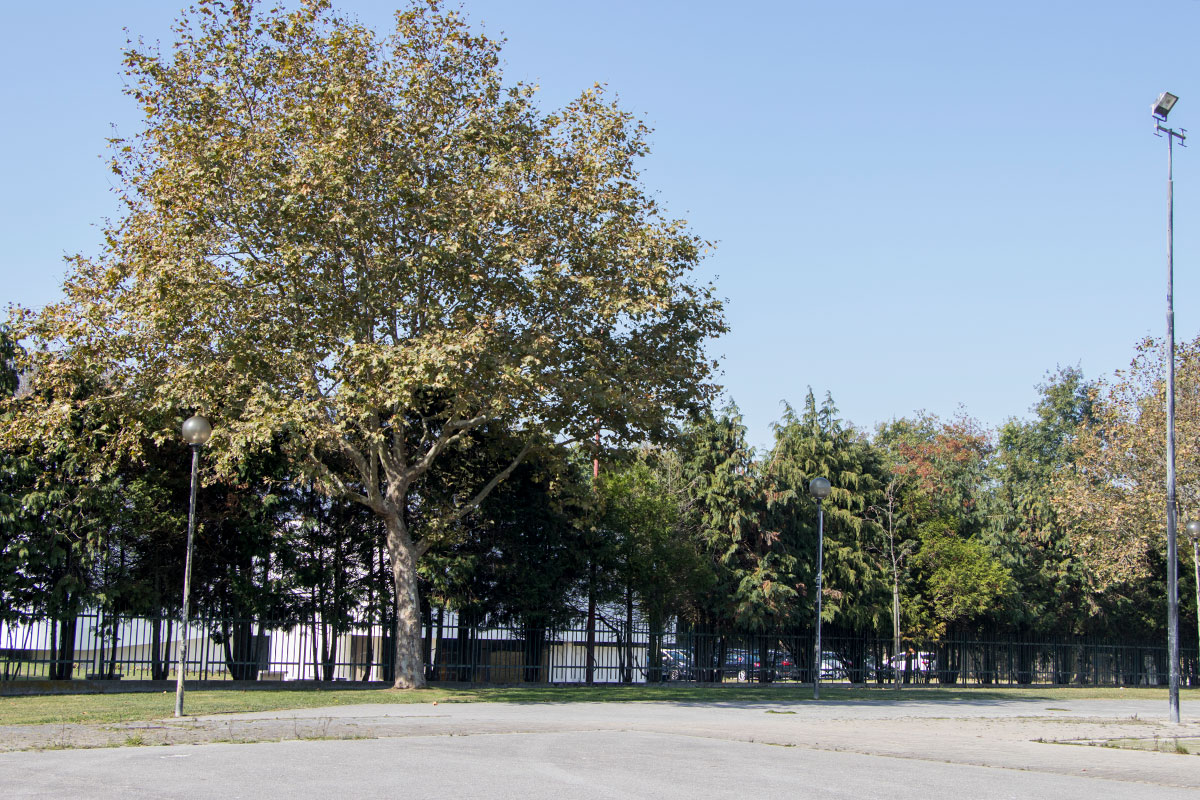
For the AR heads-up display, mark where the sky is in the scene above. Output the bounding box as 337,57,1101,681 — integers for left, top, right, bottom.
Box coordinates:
3,0,1199,451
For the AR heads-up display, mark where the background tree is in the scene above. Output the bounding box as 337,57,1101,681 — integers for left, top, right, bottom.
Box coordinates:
8,0,724,688
765,391,887,680
671,408,796,680
908,518,1013,642
599,447,708,682
285,488,379,681
876,412,992,540
988,367,1094,638
0,369,127,678
422,436,588,683
1055,337,1200,641
863,473,913,689
873,410,1000,681
0,327,17,397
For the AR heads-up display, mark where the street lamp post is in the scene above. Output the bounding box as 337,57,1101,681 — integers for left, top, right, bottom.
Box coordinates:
1153,92,1185,724
1187,521,1200,672
176,414,212,718
809,477,832,700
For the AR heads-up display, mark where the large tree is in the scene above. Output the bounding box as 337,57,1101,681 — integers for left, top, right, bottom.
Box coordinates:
988,367,1094,636
1055,337,1200,639
765,392,888,635
7,0,724,688
872,411,995,664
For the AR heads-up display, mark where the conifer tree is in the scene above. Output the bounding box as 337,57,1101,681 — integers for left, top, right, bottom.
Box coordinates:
765,391,888,637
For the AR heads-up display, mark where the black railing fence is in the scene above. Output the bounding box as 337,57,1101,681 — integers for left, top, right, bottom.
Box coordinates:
2,611,1197,687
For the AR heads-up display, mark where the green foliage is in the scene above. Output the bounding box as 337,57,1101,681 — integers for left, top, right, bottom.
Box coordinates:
674,408,797,631
910,519,1013,638
426,438,589,631
7,0,724,688
0,372,126,623
988,367,1093,635
598,450,706,631
875,411,992,537
765,391,888,632
0,327,18,398
1052,339,1200,639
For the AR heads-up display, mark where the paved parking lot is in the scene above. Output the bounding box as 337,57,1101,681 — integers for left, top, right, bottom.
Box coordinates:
4,696,1199,798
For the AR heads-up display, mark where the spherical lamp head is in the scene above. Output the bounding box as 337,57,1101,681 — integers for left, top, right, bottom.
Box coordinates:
808,477,832,501
182,415,213,447
1187,520,1200,541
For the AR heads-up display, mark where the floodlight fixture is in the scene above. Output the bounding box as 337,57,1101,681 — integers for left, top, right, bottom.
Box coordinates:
1154,92,1179,121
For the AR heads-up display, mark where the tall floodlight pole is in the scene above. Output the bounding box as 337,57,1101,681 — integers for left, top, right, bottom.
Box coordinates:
809,477,831,700
176,414,212,718
1153,91,1185,724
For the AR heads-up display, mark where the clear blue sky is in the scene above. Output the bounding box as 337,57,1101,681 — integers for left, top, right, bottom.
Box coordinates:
3,1,1198,450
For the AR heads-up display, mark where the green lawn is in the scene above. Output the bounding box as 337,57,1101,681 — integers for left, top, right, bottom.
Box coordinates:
2,684,1197,727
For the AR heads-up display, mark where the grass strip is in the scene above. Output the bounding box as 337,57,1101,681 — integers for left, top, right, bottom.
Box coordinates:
2,684,1196,727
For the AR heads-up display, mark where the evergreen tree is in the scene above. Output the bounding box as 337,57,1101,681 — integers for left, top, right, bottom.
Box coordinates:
989,367,1094,636
678,408,796,632
765,391,889,636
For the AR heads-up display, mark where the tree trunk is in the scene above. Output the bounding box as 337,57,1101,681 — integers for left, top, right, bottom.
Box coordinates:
522,621,547,683
385,514,426,689
892,571,902,692
585,559,596,685
222,619,261,681
54,614,77,681
321,628,337,682
433,608,444,682
309,611,320,681
422,600,433,683
151,618,163,681
455,612,476,682
377,541,395,683
623,586,634,684
107,613,119,679
646,609,663,683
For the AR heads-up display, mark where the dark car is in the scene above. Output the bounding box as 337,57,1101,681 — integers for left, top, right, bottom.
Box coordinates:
753,650,799,681
660,648,694,681
722,649,751,681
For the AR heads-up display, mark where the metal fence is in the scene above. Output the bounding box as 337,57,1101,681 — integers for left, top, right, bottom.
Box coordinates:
2,611,1196,687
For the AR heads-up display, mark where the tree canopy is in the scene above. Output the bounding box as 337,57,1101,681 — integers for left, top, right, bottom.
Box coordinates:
5,0,724,688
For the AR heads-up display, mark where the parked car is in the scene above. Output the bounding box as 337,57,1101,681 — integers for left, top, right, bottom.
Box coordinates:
733,650,800,682
885,651,936,678
661,648,694,681
723,649,751,681
760,650,799,681
819,651,849,680
856,654,891,681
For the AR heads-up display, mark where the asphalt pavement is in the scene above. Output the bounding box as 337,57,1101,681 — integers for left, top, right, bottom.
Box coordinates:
3,696,1199,799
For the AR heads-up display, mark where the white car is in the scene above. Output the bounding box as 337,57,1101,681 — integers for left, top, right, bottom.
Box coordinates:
886,651,936,676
